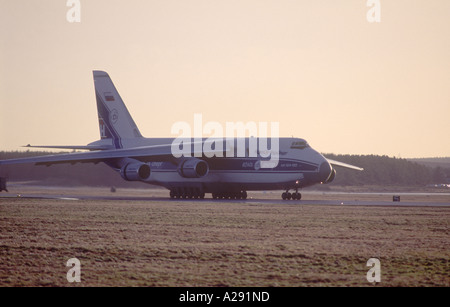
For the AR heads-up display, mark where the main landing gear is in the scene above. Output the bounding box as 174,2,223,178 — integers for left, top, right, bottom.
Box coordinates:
170,187,205,199
281,189,301,200
212,191,248,200
169,188,248,200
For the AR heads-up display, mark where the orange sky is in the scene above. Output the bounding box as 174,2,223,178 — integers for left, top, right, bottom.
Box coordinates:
1,0,449,158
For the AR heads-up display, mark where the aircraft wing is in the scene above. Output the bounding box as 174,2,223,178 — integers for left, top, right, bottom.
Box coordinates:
0,142,224,166
327,159,364,171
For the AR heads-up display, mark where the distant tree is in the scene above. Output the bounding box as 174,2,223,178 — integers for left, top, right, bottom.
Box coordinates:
323,153,436,187
432,167,447,183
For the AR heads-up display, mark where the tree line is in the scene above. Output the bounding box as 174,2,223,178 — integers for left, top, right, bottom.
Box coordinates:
324,154,450,187
0,151,449,188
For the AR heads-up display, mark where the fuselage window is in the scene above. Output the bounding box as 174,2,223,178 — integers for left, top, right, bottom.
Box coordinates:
290,141,309,149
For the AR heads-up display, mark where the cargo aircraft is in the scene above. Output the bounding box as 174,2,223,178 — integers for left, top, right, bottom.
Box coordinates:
0,71,363,200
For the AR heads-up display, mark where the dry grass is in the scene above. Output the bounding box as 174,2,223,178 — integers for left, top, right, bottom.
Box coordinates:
0,193,449,287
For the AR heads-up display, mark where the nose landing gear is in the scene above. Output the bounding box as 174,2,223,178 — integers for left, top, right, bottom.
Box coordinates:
281,189,301,201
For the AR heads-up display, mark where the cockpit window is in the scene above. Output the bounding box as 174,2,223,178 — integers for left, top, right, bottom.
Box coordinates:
290,140,309,149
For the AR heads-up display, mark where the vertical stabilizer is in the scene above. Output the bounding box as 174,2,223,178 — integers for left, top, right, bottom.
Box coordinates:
93,71,142,149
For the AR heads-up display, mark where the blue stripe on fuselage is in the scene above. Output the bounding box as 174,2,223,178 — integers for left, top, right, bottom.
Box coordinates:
147,158,318,172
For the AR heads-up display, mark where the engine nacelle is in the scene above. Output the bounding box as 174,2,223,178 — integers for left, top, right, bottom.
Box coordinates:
120,162,151,181
324,168,336,184
178,158,209,178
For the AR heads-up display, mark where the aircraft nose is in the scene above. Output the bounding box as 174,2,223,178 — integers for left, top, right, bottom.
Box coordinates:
318,160,332,183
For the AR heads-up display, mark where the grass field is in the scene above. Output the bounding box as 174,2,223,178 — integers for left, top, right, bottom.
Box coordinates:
0,190,449,287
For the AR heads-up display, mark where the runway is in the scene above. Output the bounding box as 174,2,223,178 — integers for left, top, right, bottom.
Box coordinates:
1,188,449,207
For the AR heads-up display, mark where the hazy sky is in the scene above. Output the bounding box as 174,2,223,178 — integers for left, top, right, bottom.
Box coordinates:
1,0,449,158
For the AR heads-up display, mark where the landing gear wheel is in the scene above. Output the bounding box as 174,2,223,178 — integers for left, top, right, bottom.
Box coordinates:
292,192,301,200
281,190,302,201
241,191,247,200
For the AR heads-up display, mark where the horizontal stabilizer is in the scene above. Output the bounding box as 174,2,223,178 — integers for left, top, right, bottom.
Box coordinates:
23,144,113,151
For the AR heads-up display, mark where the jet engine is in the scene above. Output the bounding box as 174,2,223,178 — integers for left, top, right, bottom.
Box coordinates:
324,168,336,184
120,162,151,181
178,158,209,178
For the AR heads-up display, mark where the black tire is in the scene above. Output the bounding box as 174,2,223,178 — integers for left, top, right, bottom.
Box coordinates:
241,191,247,200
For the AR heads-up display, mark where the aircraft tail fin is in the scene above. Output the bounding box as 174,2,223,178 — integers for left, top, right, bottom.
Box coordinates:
93,71,143,148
